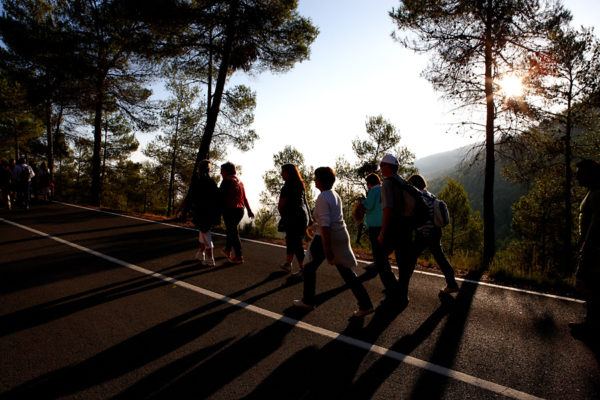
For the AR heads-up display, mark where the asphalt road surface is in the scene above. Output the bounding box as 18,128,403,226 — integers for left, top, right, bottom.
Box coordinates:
1,202,598,399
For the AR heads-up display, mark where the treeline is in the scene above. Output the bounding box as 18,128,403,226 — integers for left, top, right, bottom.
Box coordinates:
2,1,600,287
0,0,318,209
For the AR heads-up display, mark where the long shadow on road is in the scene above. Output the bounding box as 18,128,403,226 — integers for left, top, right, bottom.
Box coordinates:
408,270,484,399
1,271,302,399
0,259,241,337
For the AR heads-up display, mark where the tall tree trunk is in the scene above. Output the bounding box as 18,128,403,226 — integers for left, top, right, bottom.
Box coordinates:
45,101,54,182
194,1,239,171
167,113,180,217
13,118,19,161
91,95,104,206
482,4,496,267
563,96,573,273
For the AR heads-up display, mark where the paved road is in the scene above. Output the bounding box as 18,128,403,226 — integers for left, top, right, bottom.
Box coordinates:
0,202,598,399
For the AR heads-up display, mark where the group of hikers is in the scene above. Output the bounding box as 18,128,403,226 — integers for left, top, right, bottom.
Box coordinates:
181,154,461,318
181,155,599,330
0,157,53,210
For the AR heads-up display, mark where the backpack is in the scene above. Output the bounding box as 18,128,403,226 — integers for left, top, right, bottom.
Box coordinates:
19,165,31,183
432,197,450,227
351,197,366,223
391,178,430,227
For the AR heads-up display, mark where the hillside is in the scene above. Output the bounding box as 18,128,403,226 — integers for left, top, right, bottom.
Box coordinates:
414,147,527,247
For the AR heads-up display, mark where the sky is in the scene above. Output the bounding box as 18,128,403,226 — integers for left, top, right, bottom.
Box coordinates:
139,0,600,211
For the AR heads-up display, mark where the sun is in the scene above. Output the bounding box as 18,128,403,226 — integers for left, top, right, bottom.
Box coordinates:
498,73,524,98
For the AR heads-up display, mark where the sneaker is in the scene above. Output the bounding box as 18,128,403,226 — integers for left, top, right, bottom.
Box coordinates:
291,267,304,278
292,299,315,310
221,248,231,259
363,262,376,270
195,250,205,261
280,262,292,272
440,285,459,294
352,308,374,318
204,259,215,267
230,256,244,264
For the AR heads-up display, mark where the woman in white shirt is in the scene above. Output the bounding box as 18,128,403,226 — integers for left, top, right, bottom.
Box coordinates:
293,167,374,318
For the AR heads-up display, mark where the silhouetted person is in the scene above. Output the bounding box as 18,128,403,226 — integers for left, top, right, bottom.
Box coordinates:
377,154,414,307
219,162,254,264
570,159,600,336
292,167,374,318
12,158,34,209
278,163,310,275
183,159,219,267
408,174,459,294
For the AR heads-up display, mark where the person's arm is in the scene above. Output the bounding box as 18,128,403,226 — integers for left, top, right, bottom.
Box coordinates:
581,190,600,254
378,207,392,244
242,183,254,218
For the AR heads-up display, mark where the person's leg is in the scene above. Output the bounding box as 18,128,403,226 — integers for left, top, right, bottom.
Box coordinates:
395,226,416,302
428,228,458,289
336,265,373,311
371,227,399,295
230,208,244,257
301,236,325,306
222,209,234,253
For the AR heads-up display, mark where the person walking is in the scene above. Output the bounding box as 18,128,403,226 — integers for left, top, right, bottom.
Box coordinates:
12,158,34,209
292,167,374,318
570,159,600,336
219,162,254,264
38,162,53,201
408,174,459,294
0,160,12,210
278,164,310,275
377,154,416,307
361,173,401,297
183,159,220,267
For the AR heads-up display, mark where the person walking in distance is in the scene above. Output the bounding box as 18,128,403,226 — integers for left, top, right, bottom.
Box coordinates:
570,159,600,336
219,162,254,264
182,160,220,267
292,167,374,318
378,154,415,308
408,174,459,295
278,164,310,275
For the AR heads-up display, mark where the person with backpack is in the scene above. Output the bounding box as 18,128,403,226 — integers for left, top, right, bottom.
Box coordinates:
219,162,254,264
408,174,459,295
378,154,426,308
12,158,35,209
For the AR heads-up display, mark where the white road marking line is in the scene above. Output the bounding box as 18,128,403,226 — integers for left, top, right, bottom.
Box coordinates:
53,201,584,304
2,216,545,400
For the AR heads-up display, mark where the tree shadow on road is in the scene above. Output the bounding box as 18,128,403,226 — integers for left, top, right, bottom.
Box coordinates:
2,271,301,399
0,257,247,337
407,270,484,399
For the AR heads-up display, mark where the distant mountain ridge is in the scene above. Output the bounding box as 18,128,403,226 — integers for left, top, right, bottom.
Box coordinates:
413,145,527,246
414,145,473,180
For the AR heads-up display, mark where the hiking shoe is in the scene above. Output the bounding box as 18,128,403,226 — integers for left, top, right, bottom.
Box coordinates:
292,299,315,310
221,248,231,259
363,262,376,270
352,308,374,318
440,285,459,294
230,256,244,264
204,259,215,267
280,262,292,272
291,267,304,278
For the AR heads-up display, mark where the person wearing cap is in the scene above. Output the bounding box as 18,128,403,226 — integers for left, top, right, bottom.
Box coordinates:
377,153,415,308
